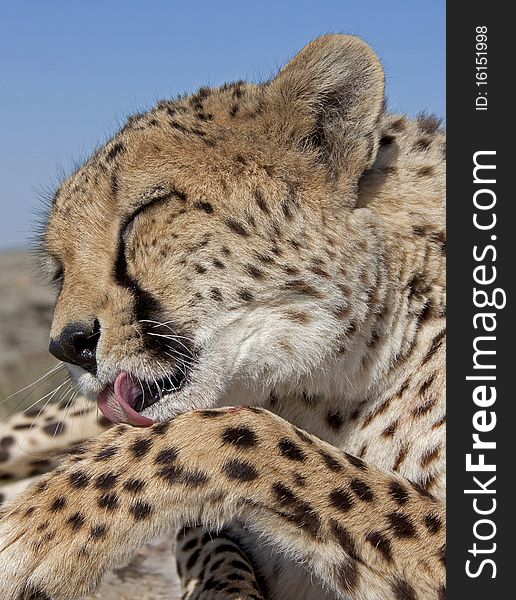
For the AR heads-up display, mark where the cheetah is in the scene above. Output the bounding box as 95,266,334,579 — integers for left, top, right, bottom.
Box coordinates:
0,35,445,600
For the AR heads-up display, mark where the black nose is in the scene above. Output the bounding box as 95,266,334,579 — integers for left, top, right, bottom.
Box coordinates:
49,320,100,373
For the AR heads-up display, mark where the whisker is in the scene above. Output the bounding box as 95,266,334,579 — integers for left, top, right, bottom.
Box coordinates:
0,362,65,406
145,332,194,355
138,319,194,342
54,387,77,439
162,349,196,367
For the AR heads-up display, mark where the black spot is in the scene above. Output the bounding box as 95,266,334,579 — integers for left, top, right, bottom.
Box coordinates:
413,137,432,152
326,410,344,431
330,519,361,561
196,201,214,214
417,165,434,177
157,465,184,484
389,480,410,505
238,289,254,302
199,409,225,418
380,134,395,146
223,459,259,482
213,543,242,556
108,171,119,196
382,421,399,437
424,513,442,534
345,453,367,471
391,119,407,134
152,421,171,435
95,471,119,490
423,329,445,364
170,120,189,133
319,451,342,471
123,478,146,493
246,264,264,279
388,512,417,538
186,548,202,570
227,572,246,582
350,479,374,502
365,531,393,562
129,438,153,459
278,439,306,462
226,219,248,236
130,500,153,520
154,447,179,464
157,464,210,487
183,469,210,486
43,421,66,436
329,488,354,512
194,264,207,274
25,408,43,417
391,578,417,600
96,446,118,460
50,496,67,512
98,492,119,510
272,483,321,537
34,479,49,492
417,113,442,134
181,537,198,552
106,142,125,162
222,426,258,449
213,259,225,269
0,435,14,448
293,472,306,487
210,288,223,302
69,471,90,489
90,524,108,539
228,559,253,573
67,512,86,530
20,587,52,600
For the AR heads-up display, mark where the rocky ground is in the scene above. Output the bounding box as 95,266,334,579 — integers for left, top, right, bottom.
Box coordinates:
0,249,182,599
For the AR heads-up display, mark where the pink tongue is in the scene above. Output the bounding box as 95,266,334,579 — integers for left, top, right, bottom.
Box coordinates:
97,372,154,427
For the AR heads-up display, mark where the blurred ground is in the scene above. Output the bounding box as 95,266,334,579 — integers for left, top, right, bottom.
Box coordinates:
0,249,64,418
0,249,181,599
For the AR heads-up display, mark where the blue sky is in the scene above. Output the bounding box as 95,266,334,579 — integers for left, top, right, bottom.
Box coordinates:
0,1,445,250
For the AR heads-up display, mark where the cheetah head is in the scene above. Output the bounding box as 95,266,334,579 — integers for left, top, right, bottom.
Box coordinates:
41,35,385,425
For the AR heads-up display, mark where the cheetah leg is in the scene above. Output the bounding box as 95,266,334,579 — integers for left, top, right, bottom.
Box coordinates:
176,526,266,600
0,407,445,600
0,395,110,482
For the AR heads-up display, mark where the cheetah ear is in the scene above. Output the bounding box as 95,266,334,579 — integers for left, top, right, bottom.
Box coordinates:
266,35,385,181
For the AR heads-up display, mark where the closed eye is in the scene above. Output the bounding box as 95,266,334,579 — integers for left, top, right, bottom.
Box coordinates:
114,188,185,287
120,189,185,239
51,267,64,282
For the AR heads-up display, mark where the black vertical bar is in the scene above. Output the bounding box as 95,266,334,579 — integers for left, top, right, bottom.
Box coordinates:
447,3,513,598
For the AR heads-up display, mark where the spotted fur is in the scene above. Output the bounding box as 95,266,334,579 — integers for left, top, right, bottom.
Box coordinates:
0,35,445,600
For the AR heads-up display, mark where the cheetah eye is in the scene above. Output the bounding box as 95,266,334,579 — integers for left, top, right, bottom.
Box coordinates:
121,190,180,238
52,268,63,282
50,266,64,288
